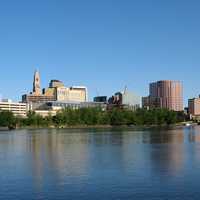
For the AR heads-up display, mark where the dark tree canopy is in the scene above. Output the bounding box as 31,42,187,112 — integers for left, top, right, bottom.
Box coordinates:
0,108,186,129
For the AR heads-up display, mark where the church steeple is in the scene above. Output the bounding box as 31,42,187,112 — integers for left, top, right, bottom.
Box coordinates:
33,70,41,95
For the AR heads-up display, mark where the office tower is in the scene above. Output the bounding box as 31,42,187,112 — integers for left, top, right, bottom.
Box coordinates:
143,80,183,111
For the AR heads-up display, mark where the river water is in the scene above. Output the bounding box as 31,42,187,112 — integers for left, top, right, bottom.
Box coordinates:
0,126,200,200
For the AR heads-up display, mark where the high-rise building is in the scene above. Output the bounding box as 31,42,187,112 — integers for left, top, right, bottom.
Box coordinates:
188,98,200,116
142,80,183,111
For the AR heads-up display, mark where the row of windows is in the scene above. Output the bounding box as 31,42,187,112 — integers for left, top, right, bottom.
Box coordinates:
0,108,26,112
0,104,26,107
0,105,26,107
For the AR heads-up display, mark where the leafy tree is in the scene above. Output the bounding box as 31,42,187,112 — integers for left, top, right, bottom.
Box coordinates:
0,111,16,128
9,107,182,128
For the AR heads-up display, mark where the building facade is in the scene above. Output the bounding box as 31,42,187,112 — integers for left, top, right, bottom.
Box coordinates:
108,88,140,110
188,98,200,116
0,99,27,117
56,86,87,102
94,96,107,103
22,94,56,103
22,71,88,104
142,80,183,111
37,101,107,111
49,80,64,88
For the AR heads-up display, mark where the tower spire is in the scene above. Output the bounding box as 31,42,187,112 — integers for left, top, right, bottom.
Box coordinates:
33,70,41,95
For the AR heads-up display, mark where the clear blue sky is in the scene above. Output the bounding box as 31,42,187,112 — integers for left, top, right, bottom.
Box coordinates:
0,0,200,105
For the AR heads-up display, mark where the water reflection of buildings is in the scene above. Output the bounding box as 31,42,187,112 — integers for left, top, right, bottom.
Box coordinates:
4,127,200,190
188,126,200,142
187,126,200,168
28,129,90,186
141,128,185,176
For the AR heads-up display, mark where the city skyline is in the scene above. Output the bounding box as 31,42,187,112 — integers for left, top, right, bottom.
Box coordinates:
1,0,200,104
0,68,196,106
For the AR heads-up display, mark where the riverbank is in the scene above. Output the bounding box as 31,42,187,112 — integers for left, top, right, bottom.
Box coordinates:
1,122,196,131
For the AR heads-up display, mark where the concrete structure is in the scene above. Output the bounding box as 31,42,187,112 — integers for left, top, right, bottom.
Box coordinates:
0,99,27,117
108,88,140,110
56,86,87,102
34,110,57,117
22,94,55,103
142,80,183,111
188,98,200,116
26,102,50,111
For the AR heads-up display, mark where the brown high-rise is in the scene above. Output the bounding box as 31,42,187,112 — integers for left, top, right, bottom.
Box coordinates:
188,98,200,116
144,80,183,111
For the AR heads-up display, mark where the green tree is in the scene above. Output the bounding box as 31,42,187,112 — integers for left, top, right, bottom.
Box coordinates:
0,111,16,128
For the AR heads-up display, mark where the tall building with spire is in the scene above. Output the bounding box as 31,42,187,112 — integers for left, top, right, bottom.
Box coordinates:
22,70,55,103
22,71,88,106
33,70,41,95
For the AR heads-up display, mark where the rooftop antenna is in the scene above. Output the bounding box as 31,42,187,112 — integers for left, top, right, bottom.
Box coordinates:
95,88,100,97
34,67,39,73
123,85,128,94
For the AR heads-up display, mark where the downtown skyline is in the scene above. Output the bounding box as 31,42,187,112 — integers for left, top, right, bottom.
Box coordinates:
0,68,190,107
0,0,200,104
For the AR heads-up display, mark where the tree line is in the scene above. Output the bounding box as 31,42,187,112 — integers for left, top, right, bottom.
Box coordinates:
0,108,186,129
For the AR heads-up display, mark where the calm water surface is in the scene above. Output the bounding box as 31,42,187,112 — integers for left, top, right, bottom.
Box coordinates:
0,126,200,200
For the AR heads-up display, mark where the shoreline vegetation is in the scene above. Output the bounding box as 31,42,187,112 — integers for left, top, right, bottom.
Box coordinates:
0,108,187,130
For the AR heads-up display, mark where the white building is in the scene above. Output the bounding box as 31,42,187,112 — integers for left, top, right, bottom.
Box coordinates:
0,99,27,117
56,86,88,102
